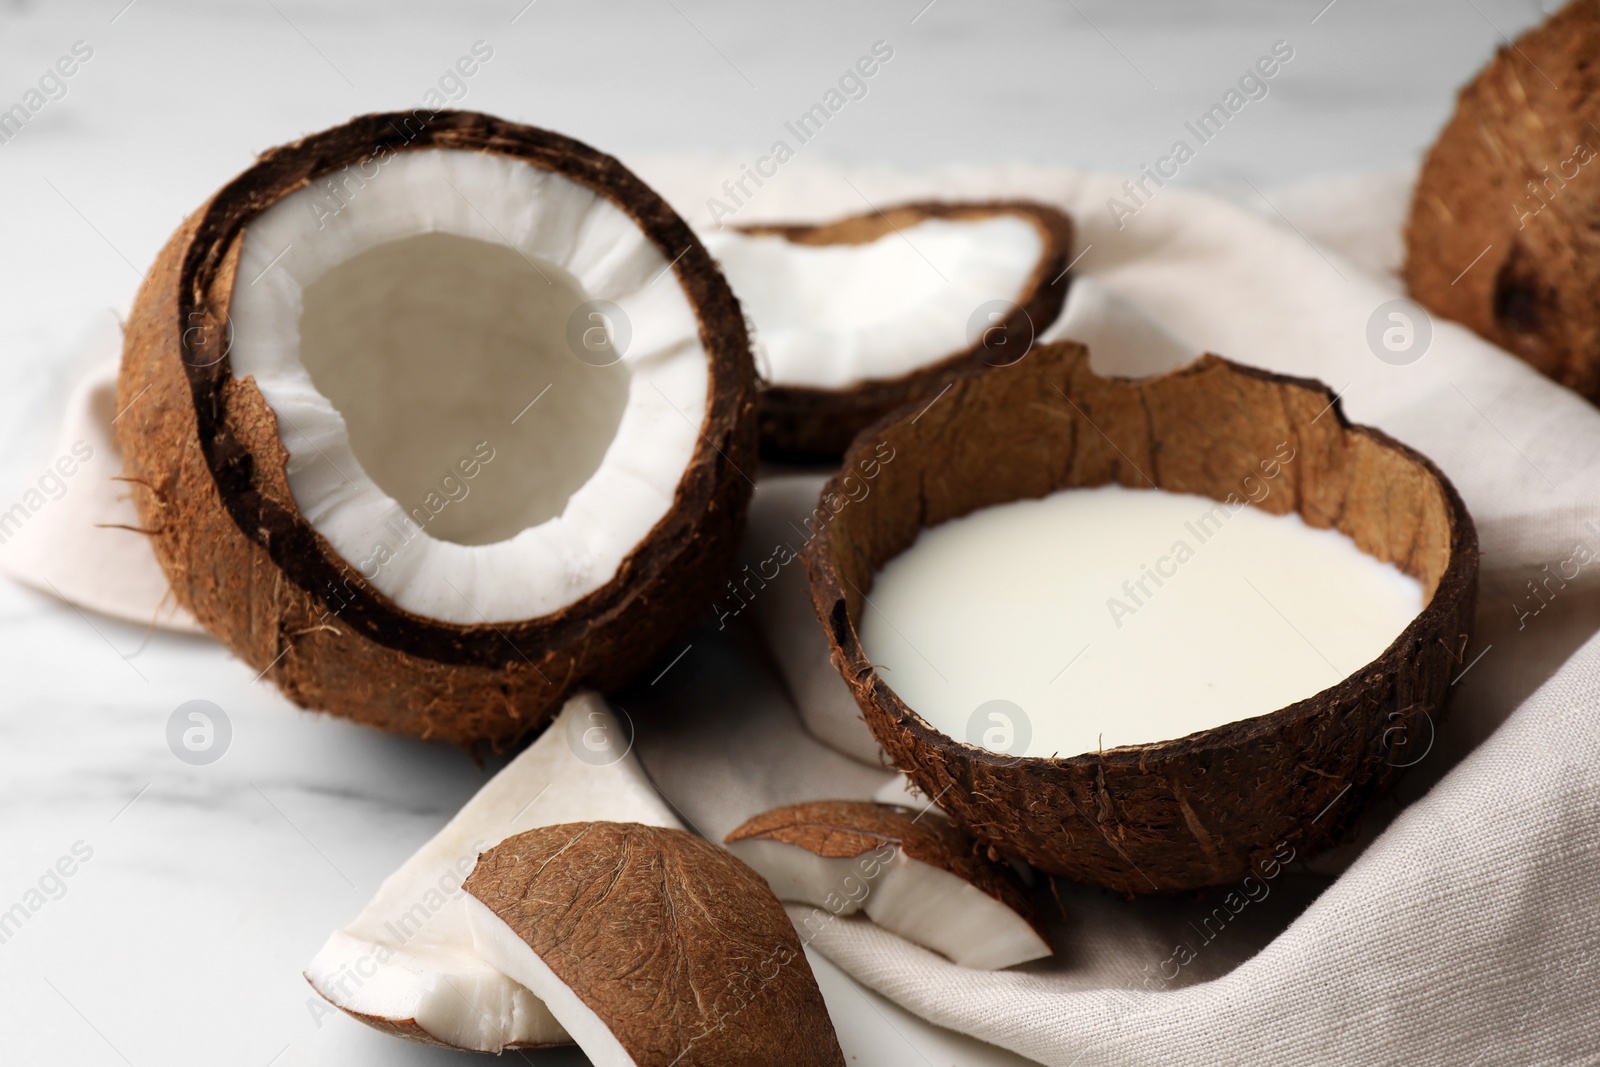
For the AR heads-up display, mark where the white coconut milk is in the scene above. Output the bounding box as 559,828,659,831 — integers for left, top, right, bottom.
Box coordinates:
859,483,1424,758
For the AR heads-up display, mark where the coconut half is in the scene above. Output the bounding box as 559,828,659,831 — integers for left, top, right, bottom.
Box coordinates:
1405,1,1600,397
304,691,680,1051
116,110,757,744
726,801,1049,970
805,341,1478,894
464,822,846,1067
702,201,1073,458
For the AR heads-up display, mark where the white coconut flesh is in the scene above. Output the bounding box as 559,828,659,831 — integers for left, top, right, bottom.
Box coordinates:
700,215,1042,388
304,691,681,1052
465,900,639,1067
229,147,708,624
725,839,1049,971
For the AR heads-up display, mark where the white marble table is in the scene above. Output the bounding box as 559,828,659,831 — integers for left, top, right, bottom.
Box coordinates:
0,2,1551,1064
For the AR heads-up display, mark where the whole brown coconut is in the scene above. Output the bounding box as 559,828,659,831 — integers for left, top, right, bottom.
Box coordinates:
805,342,1478,894
742,201,1074,460
1406,0,1600,396
116,111,757,747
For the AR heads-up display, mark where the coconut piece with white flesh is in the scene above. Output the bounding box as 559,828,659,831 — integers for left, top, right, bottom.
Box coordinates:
725,801,1050,970
465,822,847,1067
304,691,680,1052
701,201,1074,458
116,110,757,746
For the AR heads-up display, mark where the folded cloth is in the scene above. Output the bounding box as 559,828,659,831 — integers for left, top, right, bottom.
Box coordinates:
0,312,199,633
13,161,1600,1064
627,161,1600,1065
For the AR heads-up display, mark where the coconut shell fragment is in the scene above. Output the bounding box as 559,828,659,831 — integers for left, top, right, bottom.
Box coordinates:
739,201,1074,459
115,110,757,746
1405,0,1600,398
726,800,1037,930
465,822,846,1067
726,800,1050,969
805,341,1478,894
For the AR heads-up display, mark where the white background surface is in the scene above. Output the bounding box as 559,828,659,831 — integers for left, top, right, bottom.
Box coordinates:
0,2,1560,1064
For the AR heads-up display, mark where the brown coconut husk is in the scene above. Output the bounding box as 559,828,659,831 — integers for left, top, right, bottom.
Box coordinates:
115,110,757,747
744,201,1074,459
804,342,1478,895
725,799,1043,938
465,822,846,1066
1406,0,1600,397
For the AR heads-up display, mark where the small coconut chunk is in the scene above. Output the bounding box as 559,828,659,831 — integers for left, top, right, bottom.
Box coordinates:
725,801,1049,970
304,692,681,1052
465,822,846,1067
